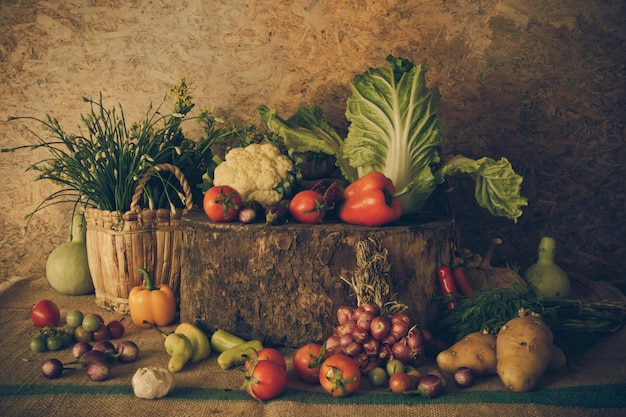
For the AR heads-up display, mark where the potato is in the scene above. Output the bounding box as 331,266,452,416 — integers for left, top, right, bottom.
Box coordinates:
436,331,497,376
496,314,554,393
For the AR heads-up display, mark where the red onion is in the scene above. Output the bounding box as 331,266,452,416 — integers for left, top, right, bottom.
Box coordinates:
337,305,355,324
406,327,424,361
363,357,383,374
343,341,363,357
382,334,398,346
352,327,370,344
335,320,357,337
391,320,409,339
339,333,354,348
370,316,391,341
378,344,392,360
353,305,365,320
392,338,413,363
357,310,377,331
353,352,369,369
325,334,342,354
391,311,411,325
361,302,380,316
362,338,380,356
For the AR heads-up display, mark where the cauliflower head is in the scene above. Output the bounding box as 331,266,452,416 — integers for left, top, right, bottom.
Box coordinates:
213,142,296,206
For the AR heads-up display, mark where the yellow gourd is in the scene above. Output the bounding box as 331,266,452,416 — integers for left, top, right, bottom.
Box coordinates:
524,237,570,299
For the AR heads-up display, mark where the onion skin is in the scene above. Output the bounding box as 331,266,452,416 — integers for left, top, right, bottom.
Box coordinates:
370,316,391,341
343,341,362,357
325,335,342,354
361,303,380,316
357,311,376,332
392,338,413,363
391,311,410,325
391,321,409,339
406,327,425,363
352,327,370,344
337,306,355,324
362,338,380,356
335,320,357,337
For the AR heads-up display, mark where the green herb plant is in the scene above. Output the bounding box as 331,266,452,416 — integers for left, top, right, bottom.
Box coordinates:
4,77,211,228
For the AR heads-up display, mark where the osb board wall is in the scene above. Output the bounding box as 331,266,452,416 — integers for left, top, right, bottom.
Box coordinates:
1,0,624,292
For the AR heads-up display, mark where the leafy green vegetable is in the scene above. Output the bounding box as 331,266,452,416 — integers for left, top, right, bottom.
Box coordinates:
260,55,528,222
258,104,358,182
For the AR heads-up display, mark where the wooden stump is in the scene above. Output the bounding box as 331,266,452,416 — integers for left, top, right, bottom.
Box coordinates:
180,210,456,347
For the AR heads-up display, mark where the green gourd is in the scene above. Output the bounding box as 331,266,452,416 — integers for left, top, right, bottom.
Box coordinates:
524,236,570,299
46,214,94,295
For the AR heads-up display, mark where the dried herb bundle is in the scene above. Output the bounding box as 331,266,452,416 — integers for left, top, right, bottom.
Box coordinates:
341,237,407,315
435,284,626,353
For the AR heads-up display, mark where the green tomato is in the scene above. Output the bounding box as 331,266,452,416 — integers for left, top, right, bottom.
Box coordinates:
65,309,84,328
367,366,389,387
60,326,74,347
82,314,101,332
386,359,405,377
46,335,63,351
30,336,47,353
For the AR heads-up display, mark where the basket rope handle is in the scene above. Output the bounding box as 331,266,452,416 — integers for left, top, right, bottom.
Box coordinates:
130,163,194,212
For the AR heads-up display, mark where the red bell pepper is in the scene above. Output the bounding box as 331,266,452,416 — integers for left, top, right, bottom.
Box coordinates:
338,171,402,227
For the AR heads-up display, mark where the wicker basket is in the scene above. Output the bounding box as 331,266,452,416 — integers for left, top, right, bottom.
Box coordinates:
84,163,194,314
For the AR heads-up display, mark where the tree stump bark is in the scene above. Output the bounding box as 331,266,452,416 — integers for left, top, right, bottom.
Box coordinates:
180,210,456,347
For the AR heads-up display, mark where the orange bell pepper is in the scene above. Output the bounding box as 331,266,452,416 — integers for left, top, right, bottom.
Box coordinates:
129,268,177,329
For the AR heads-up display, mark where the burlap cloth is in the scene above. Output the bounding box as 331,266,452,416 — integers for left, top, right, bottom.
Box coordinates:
1,276,624,417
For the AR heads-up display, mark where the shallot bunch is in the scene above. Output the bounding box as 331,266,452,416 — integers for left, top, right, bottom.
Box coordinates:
325,303,430,373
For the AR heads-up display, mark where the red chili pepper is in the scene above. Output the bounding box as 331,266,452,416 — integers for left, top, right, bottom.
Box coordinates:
338,171,402,227
452,267,474,296
436,266,458,310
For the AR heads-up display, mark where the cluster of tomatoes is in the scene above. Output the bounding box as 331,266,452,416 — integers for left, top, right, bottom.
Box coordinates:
29,299,125,353
241,344,362,401
202,180,342,225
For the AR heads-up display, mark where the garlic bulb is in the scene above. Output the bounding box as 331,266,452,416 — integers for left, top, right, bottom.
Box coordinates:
132,366,175,399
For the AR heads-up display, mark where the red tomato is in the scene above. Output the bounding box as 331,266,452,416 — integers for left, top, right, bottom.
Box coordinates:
293,343,330,384
30,299,61,327
203,185,243,222
289,190,328,224
243,360,288,401
389,372,417,394
319,354,361,397
245,348,287,372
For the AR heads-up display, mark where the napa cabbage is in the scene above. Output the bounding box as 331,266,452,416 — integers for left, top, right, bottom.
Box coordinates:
259,55,527,222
